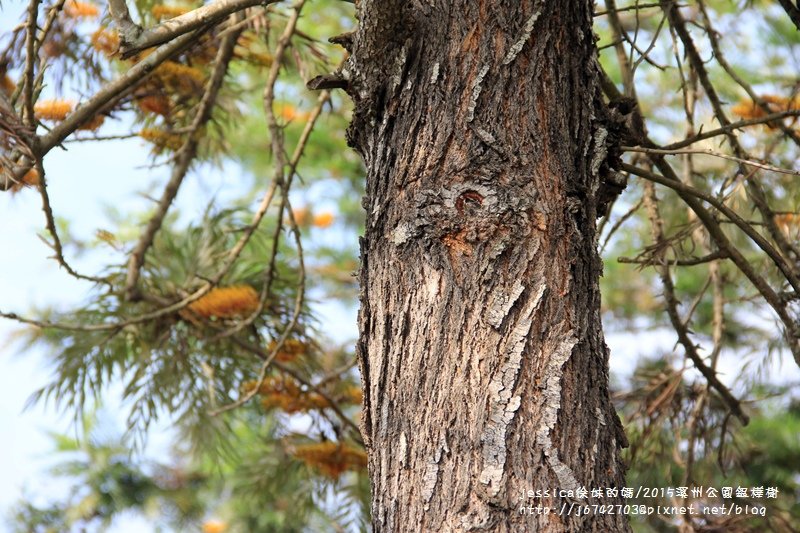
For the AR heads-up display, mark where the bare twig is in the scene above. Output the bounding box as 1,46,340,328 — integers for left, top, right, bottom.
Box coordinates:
33,159,109,284
622,162,800,297
622,146,800,177
641,181,748,424
618,249,729,267
663,110,800,150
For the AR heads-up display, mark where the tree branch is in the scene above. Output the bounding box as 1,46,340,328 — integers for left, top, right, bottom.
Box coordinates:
622,145,800,177
641,181,749,425
124,20,243,301
116,0,279,58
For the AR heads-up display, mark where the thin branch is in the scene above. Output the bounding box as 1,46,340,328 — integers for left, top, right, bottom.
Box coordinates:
209,197,307,416
207,3,311,288
663,110,800,150
641,181,749,425
34,159,109,284
618,249,729,267
622,162,800,297
227,336,363,441
37,25,206,155
124,20,243,300
622,146,800,177
594,2,679,17
600,198,643,254
22,0,40,127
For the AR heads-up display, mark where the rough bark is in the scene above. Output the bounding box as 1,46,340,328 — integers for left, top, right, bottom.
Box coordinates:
344,1,630,531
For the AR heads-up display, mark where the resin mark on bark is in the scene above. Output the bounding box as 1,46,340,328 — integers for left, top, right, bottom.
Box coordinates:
536,332,580,491
478,282,547,497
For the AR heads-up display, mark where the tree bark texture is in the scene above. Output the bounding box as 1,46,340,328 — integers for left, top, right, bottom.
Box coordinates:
345,1,630,531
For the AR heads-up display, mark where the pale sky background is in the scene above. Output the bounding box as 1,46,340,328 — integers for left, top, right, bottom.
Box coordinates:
2,3,800,532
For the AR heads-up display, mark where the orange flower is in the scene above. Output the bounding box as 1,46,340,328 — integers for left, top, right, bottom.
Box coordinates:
291,441,367,479
731,94,799,128
775,213,800,235
34,99,73,121
187,285,260,319
9,169,40,192
137,95,171,116
91,28,119,56
78,114,105,131
278,105,310,122
267,338,307,363
1,74,15,95
201,519,227,533
154,61,205,91
243,376,330,413
139,128,184,151
341,385,362,405
152,4,190,19
64,0,99,18
312,212,335,228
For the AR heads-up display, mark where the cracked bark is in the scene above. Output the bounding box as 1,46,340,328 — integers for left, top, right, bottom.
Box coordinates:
344,1,630,531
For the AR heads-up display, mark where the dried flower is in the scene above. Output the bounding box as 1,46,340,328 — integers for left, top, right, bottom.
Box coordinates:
187,285,260,319
78,114,105,131
1,74,15,95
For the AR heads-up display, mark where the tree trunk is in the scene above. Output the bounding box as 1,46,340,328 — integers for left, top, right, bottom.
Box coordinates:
345,1,630,531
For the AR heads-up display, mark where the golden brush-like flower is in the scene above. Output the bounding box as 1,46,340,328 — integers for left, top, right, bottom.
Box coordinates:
731,95,799,128
34,99,74,121
267,338,307,363
9,169,40,193
291,442,367,479
187,285,260,319
139,128,184,151
1,74,15,95
155,61,205,91
312,212,335,228
64,0,99,18
137,95,171,116
152,4,190,19
91,28,119,56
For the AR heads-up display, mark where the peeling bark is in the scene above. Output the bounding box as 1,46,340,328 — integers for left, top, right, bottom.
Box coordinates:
345,1,630,531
